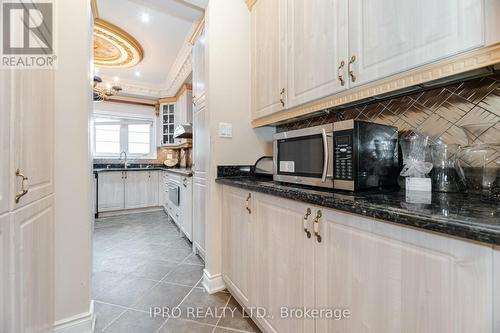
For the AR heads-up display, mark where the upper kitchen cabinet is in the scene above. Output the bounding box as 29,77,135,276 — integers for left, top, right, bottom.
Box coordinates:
175,85,193,145
192,27,206,104
349,0,484,86
286,0,348,108
251,0,287,119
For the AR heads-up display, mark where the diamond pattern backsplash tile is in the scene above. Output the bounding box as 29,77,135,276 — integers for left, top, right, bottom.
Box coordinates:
277,76,500,145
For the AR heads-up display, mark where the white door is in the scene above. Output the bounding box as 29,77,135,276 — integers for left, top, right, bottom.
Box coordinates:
124,171,159,209
0,71,11,214
252,193,315,333
0,214,10,333
349,0,484,86
287,0,348,108
11,70,55,209
251,0,287,119
11,196,54,333
192,27,206,102
316,208,493,333
222,187,253,306
98,172,125,212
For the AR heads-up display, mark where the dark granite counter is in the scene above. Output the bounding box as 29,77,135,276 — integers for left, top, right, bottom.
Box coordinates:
216,176,500,246
93,164,193,177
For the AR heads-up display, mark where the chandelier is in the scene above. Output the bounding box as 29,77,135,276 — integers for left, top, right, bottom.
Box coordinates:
93,76,122,102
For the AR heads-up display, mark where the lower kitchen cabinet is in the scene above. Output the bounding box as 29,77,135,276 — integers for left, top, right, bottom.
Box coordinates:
221,185,495,333
125,171,159,209
193,176,207,257
180,176,193,241
0,213,10,333
98,172,126,212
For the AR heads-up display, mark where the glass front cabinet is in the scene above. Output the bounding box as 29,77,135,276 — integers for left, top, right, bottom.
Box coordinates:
161,103,175,146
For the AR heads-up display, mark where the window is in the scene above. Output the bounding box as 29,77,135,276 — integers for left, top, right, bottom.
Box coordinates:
92,114,156,159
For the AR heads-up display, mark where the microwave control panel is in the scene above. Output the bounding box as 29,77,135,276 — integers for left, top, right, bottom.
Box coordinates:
334,132,353,181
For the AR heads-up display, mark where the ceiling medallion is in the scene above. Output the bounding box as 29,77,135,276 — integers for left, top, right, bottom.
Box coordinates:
94,18,144,68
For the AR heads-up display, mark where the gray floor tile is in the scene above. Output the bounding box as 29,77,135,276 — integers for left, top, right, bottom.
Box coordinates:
217,297,260,332
93,302,126,333
131,282,192,312
92,271,128,299
129,259,179,281
96,276,157,307
162,264,204,287
183,253,205,266
178,289,231,325
103,309,165,333
158,318,215,333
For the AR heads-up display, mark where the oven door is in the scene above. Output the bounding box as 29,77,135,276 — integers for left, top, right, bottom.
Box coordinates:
168,183,180,206
273,124,334,188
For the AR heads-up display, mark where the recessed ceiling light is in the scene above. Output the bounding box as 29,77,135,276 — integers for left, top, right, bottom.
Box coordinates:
94,67,100,74
135,71,141,77
113,76,120,83
140,13,150,23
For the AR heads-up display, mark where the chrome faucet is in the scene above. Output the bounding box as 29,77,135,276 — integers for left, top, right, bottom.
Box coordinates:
120,151,129,169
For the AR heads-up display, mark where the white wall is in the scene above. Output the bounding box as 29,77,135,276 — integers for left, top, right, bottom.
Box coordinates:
54,0,93,326
203,0,275,287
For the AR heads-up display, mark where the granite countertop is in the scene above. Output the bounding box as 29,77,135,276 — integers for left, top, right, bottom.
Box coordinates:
163,168,193,177
93,164,193,177
216,176,500,246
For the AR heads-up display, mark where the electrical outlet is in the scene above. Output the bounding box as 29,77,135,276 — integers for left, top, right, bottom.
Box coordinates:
218,122,233,138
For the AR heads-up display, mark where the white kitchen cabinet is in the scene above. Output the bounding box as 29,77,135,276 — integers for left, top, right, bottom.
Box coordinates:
11,195,54,333
251,192,315,333
175,87,193,145
315,208,492,333
251,0,287,119
0,214,10,333
98,172,125,212
160,171,169,210
180,176,193,241
0,71,10,214
287,0,348,108
222,186,254,306
160,103,176,146
192,27,206,103
347,0,484,86
192,176,206,258
124,171,159,209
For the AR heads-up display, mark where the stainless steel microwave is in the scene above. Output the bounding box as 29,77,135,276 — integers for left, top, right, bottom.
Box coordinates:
273,124,334,188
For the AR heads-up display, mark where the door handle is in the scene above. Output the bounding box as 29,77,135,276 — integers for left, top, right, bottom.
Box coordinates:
337,60,346,86
313,210,322,243
348,55,356,83
245,193,252,214
15,168,29,204
303,208,312,238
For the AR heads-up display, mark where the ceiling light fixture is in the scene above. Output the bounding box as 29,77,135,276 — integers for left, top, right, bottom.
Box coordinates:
140,13,150,23
135,71,141,77
93,76,122,102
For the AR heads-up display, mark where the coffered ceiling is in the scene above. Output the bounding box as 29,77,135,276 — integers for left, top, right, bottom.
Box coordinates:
94,0,204,99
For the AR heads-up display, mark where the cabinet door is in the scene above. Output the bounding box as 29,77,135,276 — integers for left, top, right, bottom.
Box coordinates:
349,0,484,86
316,208,493,333
192,176,206,257
252,193,315,333
11,70,55,209
222,186,253,306
193,27,206,102
0,214,10,333
125,171,159,209
193,97,208,179
98,172,125,212
251,0,287,119
287,0,348,108
180,178,192,241
0,71,11,214
11,195,54,333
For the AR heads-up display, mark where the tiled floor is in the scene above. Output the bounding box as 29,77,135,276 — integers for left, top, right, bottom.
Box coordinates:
93,211,261,333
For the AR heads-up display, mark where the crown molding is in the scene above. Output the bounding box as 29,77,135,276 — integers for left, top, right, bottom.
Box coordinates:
189,15,205,45
246,0,257,11
105,95,157,107
91,0,99,18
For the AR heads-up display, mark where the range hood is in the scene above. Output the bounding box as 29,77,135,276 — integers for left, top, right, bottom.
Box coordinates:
173,123,193,139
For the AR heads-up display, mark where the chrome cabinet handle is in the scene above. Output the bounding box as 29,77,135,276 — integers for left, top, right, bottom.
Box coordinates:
279,88,285,107
245,193,252,214
15,168,29,203
321,129,328,183
337,60,346,86
313,210,322,243
348,55,356,83
303,208,312,238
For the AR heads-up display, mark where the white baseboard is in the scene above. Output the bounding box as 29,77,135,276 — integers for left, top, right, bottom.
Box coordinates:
202,269,226,294
54,301,95,333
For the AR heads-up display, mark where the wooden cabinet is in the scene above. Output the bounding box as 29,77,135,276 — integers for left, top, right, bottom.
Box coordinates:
192,27,206,103
315,208,492,333
124,171,159,209
222,187,254,306
286,0,348,108
180,176,193,241
98,172,125,212
251,0,287,119
348,0,484,86
221,186,494,333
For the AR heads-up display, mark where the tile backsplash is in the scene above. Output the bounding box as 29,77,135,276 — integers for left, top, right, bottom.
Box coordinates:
93,146,178,165
278,75,500,145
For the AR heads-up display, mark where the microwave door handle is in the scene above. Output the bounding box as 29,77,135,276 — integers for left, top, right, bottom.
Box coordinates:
321,129,328,183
